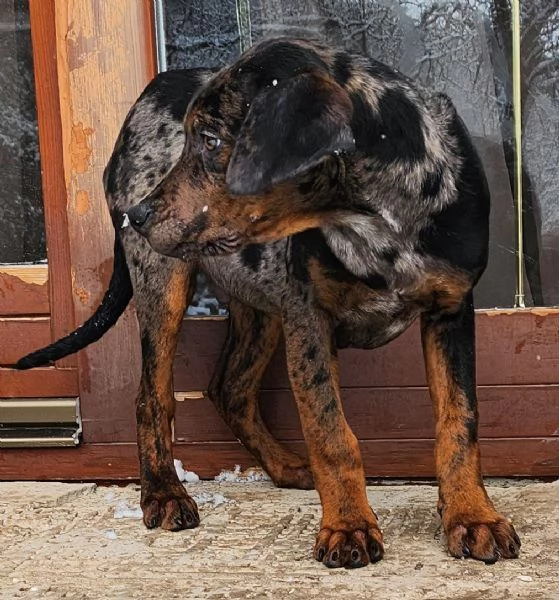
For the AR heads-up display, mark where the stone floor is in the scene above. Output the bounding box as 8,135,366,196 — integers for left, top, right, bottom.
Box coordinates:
1,478,558,599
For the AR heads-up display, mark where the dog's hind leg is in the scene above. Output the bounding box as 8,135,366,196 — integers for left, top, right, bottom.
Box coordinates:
421,292,521,562
208,299,314,490
122,230,199,531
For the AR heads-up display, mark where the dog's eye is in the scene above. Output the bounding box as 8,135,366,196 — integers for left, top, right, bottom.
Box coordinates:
202,133,222,152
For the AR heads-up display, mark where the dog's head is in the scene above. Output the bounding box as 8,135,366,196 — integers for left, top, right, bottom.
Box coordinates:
126,38,355,260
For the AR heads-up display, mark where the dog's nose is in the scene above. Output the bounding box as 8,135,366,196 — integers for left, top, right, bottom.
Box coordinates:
127,203,154,229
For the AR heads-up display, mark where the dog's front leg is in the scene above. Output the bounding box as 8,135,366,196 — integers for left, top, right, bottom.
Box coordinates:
282,298,383,569
421,292,521,562
124,232,200,531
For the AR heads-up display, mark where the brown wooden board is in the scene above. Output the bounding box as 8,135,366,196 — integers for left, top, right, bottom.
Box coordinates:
174,386,559,443
0,438,557,481
0,318,51,366
0,368,78,398
0,270,49,316
173,311,559,390
29,0,76,367
50,0,157,443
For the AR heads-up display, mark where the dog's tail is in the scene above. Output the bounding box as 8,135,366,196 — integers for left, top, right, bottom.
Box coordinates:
16,235,132,369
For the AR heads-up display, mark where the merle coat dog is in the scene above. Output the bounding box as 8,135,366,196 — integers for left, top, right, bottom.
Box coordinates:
18,37,520,568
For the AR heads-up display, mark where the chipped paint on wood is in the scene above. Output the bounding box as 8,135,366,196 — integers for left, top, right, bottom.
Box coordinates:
70,268,90,306
51,0,155,426
480,308,559,317
70,123,94,174
75,189,90,215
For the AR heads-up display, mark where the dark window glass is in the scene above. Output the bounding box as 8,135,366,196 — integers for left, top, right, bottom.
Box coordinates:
519,2,559,306
162,0,557,308
0,0,46,264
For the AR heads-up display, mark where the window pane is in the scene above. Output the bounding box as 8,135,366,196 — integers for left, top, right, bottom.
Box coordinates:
161,0,530,309
164,0,240,69
520,2,559,306
251,0,518,308
0,0,46,264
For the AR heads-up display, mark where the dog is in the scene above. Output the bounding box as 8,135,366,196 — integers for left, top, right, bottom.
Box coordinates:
18,37,520,569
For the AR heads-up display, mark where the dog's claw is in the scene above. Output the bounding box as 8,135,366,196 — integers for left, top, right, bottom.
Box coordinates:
314,526,384,569
446,518,520,563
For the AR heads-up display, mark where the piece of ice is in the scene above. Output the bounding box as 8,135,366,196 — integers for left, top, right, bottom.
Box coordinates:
113,501,143,519
105,491,115,502
174,458,200,483
104,529,118,540
174,458,186,481
184,470,200,483
517,575,533,582
192,492,229,506
186,306,211,316
215,464,271,483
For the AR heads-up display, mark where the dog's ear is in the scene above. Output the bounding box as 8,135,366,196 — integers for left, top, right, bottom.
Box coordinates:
226,72,355,195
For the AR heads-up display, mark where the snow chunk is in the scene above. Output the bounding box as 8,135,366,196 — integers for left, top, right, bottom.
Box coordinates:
215,464,271,483
174,459,200,483
104,529,118,540
113,501,143,519
192,492,229,506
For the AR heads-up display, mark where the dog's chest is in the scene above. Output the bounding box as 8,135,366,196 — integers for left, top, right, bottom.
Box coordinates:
202,239,432,352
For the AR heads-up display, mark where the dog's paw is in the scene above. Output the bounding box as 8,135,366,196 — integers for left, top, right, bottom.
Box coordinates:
446,517,521,563
141,487,200,531
313,526,384,569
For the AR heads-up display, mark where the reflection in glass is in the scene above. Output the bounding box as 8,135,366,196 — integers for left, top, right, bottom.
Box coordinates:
0,0,45,264
162,0,558,308
519,2,559,306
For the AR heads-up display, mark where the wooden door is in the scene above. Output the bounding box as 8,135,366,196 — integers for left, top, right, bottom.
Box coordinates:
0,0,156,472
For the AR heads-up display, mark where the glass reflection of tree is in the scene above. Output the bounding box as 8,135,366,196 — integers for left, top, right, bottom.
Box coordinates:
402,0,559,305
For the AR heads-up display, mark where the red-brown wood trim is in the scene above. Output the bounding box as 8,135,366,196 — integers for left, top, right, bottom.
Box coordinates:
143,0,158,77
174,310,559,390
0,271,49,316
0,368,78,398
0,438,557,481
173,385,559,443
0,318,51,366
28,0,76,368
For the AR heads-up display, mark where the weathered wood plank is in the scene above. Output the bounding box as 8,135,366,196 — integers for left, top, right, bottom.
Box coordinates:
174,310,559,390
0,367,78,397
174,385,559,443
0,438,557,480
0,318,51,365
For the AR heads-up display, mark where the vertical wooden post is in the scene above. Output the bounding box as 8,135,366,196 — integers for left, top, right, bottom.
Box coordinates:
53,0,157,442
